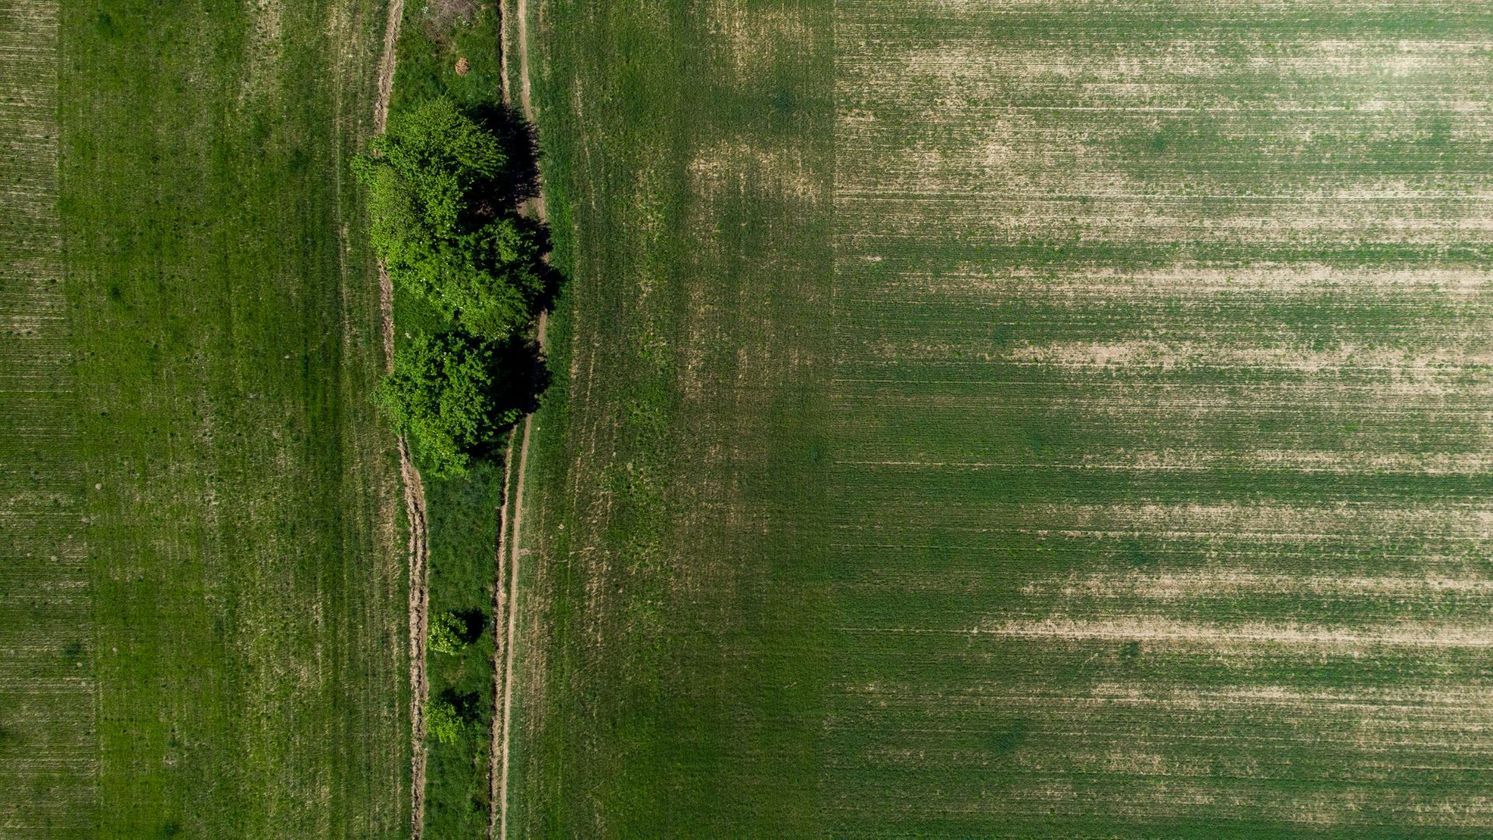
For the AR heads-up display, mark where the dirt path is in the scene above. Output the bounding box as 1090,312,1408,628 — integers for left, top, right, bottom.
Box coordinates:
492,1,545,836
373,0,402,134
370,0,432,837
398,435,430,840
489,433,517,840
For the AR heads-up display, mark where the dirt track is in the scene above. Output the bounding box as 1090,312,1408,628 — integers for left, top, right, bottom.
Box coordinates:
370,0,432,836
492,0,545,836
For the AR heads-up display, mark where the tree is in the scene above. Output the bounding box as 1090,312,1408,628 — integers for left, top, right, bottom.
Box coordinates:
438,215,547,339
430,610,471,656
426,699,465,746
362,97,504,237
354,97,547,340
379,332,519,477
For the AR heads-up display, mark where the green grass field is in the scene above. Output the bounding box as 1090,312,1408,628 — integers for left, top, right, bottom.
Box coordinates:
507,0,836,833
4,0,410,835
510,0,1493,836
7,0,1493,835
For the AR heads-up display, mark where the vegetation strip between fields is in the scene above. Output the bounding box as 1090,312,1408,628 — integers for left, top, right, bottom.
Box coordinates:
367,0,556,833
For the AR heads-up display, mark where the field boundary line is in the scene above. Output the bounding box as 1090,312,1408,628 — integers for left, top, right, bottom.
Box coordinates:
373,0,402,134
492,0,546,835
489,433,518,840
370,0,431,836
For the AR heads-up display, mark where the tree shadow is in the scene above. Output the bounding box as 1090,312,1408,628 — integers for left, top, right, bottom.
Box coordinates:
464,104,562,308
467,334,553,465
454,100,565,473
437,687,482,723
468,102,541,207
451,607,487,644
510,212,565,314
464,101,565,318
493,334,551,419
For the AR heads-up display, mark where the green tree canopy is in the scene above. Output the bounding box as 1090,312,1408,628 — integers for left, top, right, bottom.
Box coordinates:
425,699,465,746
365,96,504,236
429,610,473,656
379,332,520,477
439,216,547,339
355,97,546,340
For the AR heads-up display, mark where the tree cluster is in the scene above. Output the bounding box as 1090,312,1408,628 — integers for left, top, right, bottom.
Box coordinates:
356,98,550,475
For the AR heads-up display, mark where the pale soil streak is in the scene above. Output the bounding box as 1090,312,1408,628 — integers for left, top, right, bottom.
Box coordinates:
965,616,1493,650
492,0,545,837
850,499,1493,539
369,0,429,835
838,615,1493,650
871,264,1493,301
1029,570,1493,600
839,449,1493,476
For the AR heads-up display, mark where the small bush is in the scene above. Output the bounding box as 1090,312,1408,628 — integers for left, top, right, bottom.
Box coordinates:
430,610,470,655
426,698,465,746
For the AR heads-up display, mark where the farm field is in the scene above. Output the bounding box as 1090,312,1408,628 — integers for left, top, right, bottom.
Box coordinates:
504,0,835,833
3,0,409,835
508,0,1493,836
0,0,93,834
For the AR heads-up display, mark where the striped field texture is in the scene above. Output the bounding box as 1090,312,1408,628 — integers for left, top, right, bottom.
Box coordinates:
830,0,1493,834
0,0,96,834
517,0,1493,835
52,1,409,835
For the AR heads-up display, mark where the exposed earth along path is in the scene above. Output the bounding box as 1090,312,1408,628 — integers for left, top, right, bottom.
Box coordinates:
371,0,431,836
492,0,545,836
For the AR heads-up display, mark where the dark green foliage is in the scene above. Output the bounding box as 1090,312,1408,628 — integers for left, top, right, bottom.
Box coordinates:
367,97,503,236
442,215,547,339
428,689,481,748
60,640,84,665
990,720,1031,755
380,332,517,477
359,95,551,479
355,97,546,340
